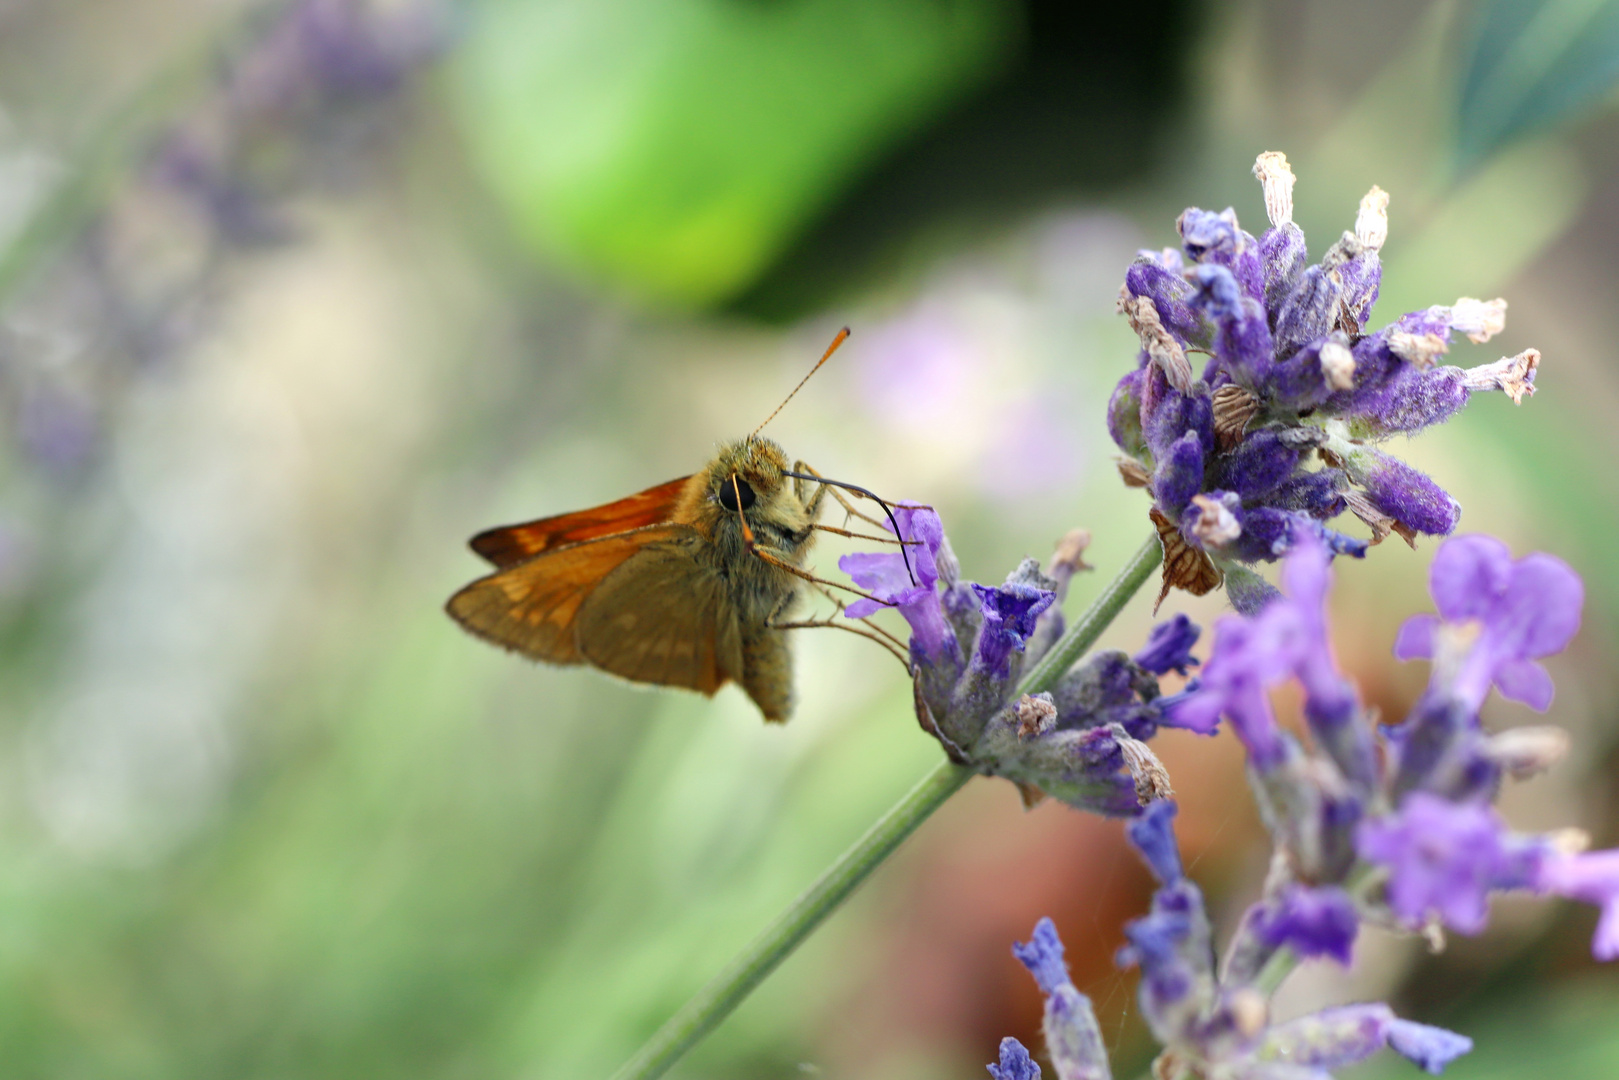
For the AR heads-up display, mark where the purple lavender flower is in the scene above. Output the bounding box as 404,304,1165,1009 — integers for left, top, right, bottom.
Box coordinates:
971,580,1057,679
840,504,958,665
1394,534,1583,712
839,515,1176,812
1133,614,1201,676
1259,1005,1473,1075
1249,885,1359,965
1127,798,1184,884
1535,849,1619,960
987,1038,1042,1080
1011,918,1111,1080
1111,152,1542,605
1355,793,1525,934
1167,531,1375,787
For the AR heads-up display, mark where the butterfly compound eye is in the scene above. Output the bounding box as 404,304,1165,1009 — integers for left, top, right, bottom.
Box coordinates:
719,476,756,512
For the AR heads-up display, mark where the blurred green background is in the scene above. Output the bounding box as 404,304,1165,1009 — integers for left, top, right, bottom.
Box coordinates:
0,1,1617,1077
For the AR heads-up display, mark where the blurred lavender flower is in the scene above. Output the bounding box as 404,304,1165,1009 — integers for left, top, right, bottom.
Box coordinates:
997,802,1475,1079
839,510,1188,815
1392,534,1582,713
151,0,451,246
1111,152,1541,612
1168,528,1619,968
0,0,451,497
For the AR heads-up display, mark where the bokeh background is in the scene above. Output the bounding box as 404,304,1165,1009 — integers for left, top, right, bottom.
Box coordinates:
0,0,1617,1076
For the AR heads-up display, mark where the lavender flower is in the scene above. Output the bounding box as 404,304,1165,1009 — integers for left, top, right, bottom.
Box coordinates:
987,1038,1043,1080
840,504,958,666
1175,529,1619,964
1248,884,1360,966
1012,918,1110,1080
1393,534,1583,712
998,813,1475,1078
1112,152,1541,608
1134,613,1201,676
1535,849,1619,960
840,511,1186,815
1356,794,1529,934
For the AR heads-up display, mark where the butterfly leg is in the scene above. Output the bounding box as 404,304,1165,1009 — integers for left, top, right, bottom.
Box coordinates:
791,461,888,531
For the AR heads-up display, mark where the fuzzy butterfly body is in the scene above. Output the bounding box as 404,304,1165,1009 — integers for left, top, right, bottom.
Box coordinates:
446,437,827,722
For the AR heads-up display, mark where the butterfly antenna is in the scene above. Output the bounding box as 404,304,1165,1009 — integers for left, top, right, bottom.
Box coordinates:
750,327,850,441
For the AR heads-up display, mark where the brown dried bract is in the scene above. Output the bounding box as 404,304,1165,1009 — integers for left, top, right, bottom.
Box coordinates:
1343,488,1416,548
1121,294,1195,393
1117,457,1152,488
1014,781,1048,809
1211,384,1259,451
1015,693,1058,739
1047,528,1095,576
1110,723,1175,805
1150,507,1223,612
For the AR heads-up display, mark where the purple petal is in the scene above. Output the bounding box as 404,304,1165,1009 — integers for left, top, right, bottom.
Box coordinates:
1160,685,1223,734
1252,885,1360,966
1428,534,1513,622
1012,917,1070,995
1386,1020,1474,1074
1278,527,1331,610
1534,849,1619,960
1495,552,1583,660
839,551,916,598
1393,614,1439,661
1127,799,1183,884
1492,658,1555,711
1134,614,1202,676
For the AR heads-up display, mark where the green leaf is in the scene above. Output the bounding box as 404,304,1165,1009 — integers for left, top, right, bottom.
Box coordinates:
453,0,1018,308
1455,0,1619,168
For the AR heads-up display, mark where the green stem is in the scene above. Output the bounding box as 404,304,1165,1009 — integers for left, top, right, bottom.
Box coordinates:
1019,533,1165,695
611,531,1164,1080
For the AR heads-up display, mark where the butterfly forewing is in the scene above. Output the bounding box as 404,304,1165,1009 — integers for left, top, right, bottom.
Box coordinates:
469,476,693,569
446,524,691,663
576,542,744,695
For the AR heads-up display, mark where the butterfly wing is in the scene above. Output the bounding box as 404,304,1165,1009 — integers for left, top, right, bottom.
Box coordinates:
574,541,745,697
445,524,689,664
469,476,695,569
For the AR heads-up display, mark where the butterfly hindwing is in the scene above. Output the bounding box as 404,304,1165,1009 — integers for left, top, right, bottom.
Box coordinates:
574,540,744,696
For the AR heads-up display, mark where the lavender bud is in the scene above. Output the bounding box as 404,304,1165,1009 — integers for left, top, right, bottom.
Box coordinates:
1124,259,1213,348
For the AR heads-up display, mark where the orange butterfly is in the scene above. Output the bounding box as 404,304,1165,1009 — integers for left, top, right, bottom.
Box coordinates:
445,330,911,722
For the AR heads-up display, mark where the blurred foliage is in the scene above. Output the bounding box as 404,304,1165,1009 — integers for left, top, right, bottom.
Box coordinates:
455,0,1021,308
1455,0,1619,168
454,0,1199,316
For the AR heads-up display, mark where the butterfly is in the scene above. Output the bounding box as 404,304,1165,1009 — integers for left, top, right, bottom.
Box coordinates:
445,330,912,722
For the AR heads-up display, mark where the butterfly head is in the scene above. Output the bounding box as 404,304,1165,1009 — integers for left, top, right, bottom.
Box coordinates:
707,436,789,515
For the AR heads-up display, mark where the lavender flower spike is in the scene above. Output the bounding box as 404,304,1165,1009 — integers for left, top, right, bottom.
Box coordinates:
1110,151,1545,604
1260,1005,1473,1075
1012,919,1112,1080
